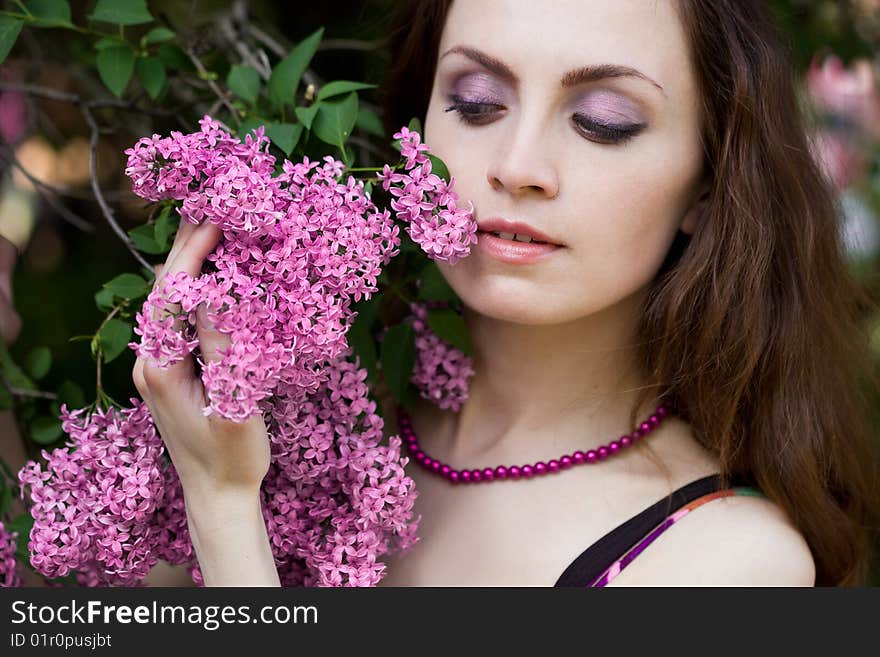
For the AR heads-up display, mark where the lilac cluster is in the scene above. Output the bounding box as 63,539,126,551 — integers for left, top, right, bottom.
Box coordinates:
17,400,193,586
409,303,474,412
262,351,420,586
0,521,21,588
378,127,478,265
127,117,401,420
14,117,482,586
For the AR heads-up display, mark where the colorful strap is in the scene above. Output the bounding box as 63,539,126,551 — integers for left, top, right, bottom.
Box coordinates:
586,486,766,587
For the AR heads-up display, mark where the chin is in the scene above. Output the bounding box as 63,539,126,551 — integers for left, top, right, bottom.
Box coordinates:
437,261,568,325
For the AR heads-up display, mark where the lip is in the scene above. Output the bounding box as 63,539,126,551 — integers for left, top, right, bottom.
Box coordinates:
477,218,563,246
475,216,564,264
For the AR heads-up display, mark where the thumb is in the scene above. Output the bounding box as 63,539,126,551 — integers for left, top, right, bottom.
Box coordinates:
195,302,230,366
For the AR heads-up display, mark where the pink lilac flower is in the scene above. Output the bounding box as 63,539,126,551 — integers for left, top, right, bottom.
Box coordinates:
17,119,483,586
0,521,22,587
378,128,478,265
409,303,474,412
17,399,193,586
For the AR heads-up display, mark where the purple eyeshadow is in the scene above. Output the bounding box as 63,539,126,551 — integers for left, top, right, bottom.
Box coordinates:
451,72,506,104
575,90,644,124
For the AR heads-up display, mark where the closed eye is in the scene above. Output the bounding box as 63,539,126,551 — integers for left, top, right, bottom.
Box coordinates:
444,98,645,145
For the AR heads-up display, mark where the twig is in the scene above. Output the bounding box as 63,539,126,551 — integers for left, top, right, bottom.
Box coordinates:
246,24,321,89
0,148,95,232
218,7,271,80
5,386,57,400
0,81,175,117
94,304,123,395
318,38,386,53
348,135,388,161
82,106,153,273
0,81,80,103
185,47,240,122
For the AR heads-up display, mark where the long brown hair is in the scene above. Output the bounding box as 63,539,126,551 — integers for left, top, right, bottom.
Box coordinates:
378,0,880,586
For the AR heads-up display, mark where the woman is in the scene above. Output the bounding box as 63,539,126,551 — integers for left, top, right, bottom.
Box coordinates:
133,0,880,586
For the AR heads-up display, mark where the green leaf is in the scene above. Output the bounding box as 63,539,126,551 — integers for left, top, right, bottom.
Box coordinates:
94,287,115,311
57,379,85,409
316,80,376,102
153,206,176,249
102,272,148,299
312,92,358,150
7,512,35,563
128,223,165,254
426,308,472,356
90,0,153,26
428,154,450,183
356,107,384,138
157,43,190,71
96,45,135,97
24,0,73,26
136,56,166,100
417,262,459,303
227,65,260,104
267,26,324,109
98,318,133,363
30,416,63,445
93,36,125,49
144,26,174,44
0,339,33,391
348,298,380,382
294,103,320,130
237,117,267,139
0,17,24,65
379,322,416,403
266,122,302,156
0,482,12,517
24,346,51,381
407,116,423,135
0,382,11,410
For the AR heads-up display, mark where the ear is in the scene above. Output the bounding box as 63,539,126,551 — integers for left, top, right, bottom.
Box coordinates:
679,182,710,236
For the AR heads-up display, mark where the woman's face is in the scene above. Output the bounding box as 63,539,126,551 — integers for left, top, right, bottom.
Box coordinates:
424,0,706,326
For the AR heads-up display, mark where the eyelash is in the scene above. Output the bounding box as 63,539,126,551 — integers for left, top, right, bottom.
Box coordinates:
443,97,645,145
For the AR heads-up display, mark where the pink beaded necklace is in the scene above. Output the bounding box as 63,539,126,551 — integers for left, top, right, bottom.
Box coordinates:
396,403,669,484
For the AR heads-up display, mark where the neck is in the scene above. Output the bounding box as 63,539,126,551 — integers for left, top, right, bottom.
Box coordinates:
430,288,660,465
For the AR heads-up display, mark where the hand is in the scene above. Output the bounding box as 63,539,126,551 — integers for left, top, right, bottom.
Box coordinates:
132,221,271,501
0,235,22,346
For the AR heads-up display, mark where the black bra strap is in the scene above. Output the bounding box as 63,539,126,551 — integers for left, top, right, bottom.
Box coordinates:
553,473,725,586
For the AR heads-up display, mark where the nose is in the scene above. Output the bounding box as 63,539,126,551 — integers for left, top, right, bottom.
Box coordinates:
485,116,560,199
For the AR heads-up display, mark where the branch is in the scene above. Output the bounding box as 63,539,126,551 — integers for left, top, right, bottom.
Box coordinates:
0,147,95,232
82,106,154,273
0,81,176,118
319,38,386,53
218,4,271,80
246,24,321,89
184,47,240,122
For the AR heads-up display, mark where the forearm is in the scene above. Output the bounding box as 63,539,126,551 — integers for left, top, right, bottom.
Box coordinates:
184,488,280,587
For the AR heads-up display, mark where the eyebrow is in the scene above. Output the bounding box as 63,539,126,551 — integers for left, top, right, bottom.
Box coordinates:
439,45,666,97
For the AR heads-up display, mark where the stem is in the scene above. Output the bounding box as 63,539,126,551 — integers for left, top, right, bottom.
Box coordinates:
0,10,114,37
82,106,154,273
93,304,124,403
11,1,30,17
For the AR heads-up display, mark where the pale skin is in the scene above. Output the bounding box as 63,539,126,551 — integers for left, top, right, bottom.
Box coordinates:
132,0,816,586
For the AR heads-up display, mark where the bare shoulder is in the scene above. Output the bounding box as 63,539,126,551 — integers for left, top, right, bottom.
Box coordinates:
607,491,816,587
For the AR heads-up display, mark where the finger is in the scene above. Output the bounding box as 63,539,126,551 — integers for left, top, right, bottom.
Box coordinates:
195,302,231,406
195,302,230,366
151,221,221,330
151,221,223,385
